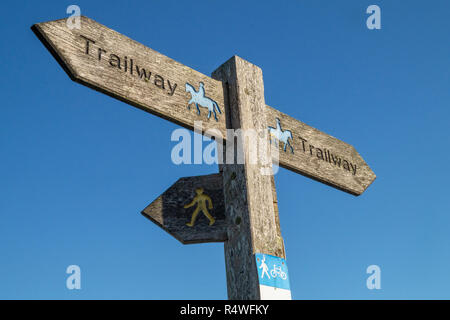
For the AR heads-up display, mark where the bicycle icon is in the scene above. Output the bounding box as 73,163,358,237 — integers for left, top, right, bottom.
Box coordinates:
270,265,287,280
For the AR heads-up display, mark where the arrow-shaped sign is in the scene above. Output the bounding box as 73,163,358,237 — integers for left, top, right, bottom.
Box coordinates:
32,15,377,300
31,16,227,138
32,16,375,196
141,173,227,244
265,107,376,195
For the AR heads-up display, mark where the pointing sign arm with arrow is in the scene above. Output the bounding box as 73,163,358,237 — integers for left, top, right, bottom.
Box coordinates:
265,106,376,195
31,16,228,139
32,15,376,300
31,15,375,196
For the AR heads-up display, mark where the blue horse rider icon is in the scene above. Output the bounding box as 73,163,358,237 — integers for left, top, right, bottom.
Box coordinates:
185,82,222,121
268,118,294,154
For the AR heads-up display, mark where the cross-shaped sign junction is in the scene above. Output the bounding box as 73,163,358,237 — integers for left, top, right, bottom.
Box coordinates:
32,16,376,300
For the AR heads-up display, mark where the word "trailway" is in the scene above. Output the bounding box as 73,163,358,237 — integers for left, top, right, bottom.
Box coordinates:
80,35,178,96
298,136,357,175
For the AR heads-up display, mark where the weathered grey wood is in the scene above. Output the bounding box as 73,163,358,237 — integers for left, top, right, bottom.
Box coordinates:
266,106,376,195
32,16,375,196
31,16,227,138
270,174,283,248
141,173,227,244
31,15,378,300
213,56,286,300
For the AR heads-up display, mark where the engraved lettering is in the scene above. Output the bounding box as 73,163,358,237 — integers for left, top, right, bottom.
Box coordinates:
80,35,95,55
109,54,121,69
154,74,165,89
167,80,177,96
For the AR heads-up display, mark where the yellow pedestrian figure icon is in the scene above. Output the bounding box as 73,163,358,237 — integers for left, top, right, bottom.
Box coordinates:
184,188,215,227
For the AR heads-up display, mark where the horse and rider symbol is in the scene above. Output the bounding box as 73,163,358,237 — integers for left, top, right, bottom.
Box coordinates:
268,118,294,154
185,82,293,153
185,82,222,121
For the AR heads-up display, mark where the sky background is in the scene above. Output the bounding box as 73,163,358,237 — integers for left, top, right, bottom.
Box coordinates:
1,0,449,299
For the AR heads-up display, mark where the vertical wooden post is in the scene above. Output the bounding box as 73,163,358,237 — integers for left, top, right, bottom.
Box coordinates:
213,56,287,300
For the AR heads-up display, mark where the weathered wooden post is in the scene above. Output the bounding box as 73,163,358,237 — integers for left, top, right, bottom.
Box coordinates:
213,57,288,300
32,16,376,300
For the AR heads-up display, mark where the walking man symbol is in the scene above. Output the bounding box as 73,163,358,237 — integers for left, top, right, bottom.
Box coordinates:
259,255,271,279
184,188,216,227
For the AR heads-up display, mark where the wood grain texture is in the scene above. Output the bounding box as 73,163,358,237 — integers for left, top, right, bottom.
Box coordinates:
31,16,227,138
213,56,285,300
32,16,375,195
141,173,227,244
266,106,376,195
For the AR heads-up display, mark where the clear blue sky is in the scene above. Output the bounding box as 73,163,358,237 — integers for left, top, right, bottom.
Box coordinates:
1,0,449,299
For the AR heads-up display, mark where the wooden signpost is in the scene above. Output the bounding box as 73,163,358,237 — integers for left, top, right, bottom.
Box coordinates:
141,173,227,244
31,16,227,139
266,107,375,195
32,15,376,300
